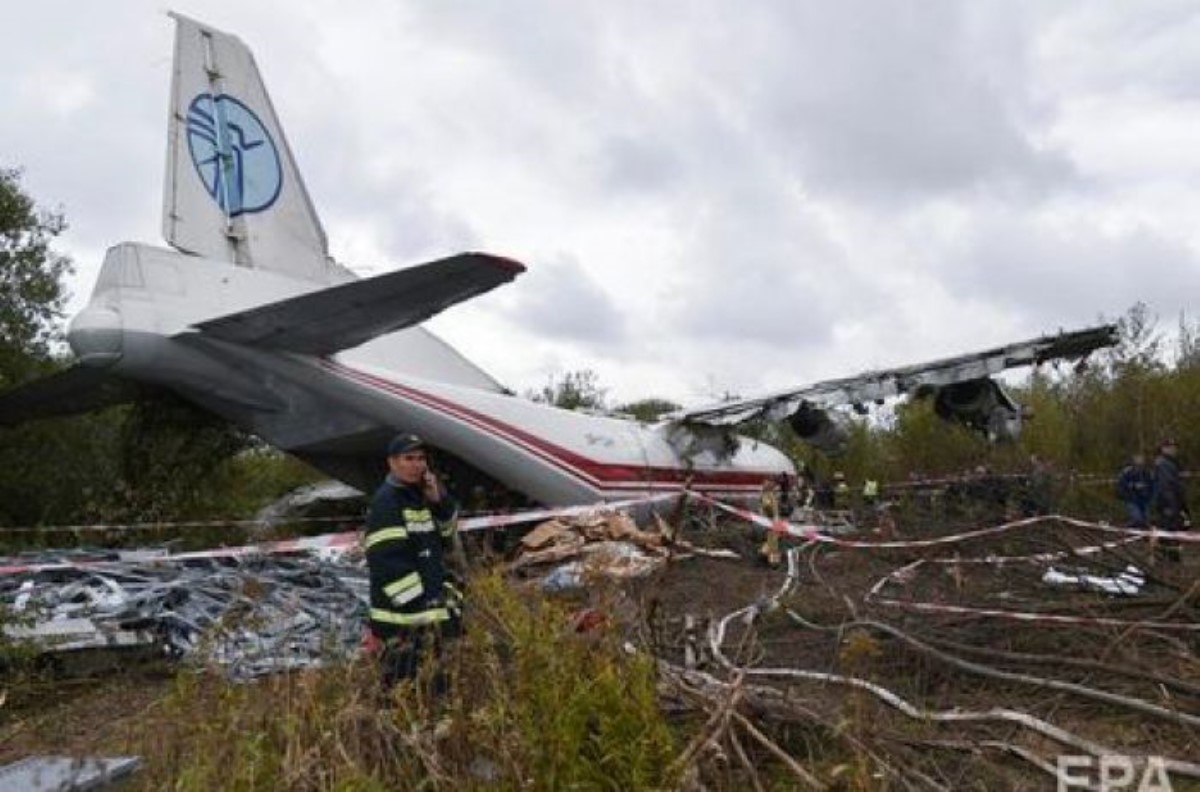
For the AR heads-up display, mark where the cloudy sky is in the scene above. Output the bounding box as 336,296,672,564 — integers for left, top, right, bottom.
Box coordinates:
3,1,1199,407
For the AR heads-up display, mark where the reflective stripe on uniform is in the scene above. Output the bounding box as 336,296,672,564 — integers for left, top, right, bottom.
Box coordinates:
384,572,423,604
439,517,459,538
443,582,464,613
401,508,435,534
370,606,450,626
365,526,407,548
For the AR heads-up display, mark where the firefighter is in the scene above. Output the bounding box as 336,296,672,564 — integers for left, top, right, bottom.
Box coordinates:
365,433,462,689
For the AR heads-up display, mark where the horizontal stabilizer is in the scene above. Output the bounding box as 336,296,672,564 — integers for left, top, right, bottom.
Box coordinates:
0,365,139,425
191,252,525,355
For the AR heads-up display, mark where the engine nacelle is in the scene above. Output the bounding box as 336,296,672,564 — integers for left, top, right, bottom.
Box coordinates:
788,403,851,455
931,378,1022,442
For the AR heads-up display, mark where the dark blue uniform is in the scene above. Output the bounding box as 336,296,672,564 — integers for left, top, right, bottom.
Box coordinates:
1115,462,1154,527
1152,451,1188,562
365,474,461,683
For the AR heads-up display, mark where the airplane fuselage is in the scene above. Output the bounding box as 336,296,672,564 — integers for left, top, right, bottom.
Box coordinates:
71,243,792,505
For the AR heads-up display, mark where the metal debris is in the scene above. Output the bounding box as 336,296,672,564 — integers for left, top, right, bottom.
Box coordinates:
1,551,367,681
0,755,141,791
1041,564,1146,596
253,480,364,532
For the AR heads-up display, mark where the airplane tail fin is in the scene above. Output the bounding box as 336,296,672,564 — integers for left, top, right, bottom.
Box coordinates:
163,13,335,282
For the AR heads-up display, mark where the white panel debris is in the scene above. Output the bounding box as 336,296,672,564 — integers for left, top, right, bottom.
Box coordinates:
0,755,141,791
1041,564,1145,596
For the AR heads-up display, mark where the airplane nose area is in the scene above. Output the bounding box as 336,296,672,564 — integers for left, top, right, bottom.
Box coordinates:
68,305,124,367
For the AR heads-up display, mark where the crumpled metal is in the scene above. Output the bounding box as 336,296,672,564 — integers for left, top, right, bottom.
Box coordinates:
1,549,368,681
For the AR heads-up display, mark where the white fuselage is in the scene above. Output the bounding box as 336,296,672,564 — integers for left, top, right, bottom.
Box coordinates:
71,243,792,505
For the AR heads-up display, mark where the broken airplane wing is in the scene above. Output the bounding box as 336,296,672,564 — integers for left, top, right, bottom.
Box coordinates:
0,365,140,425
668,324,1120,451
671,324,1119,425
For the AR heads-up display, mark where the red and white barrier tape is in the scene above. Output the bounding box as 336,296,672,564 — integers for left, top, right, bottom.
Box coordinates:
688,492,1200,549
692,491,1200,631
0,493,677,576
866,595,1200,632
0,515,353,535
458,493,675,533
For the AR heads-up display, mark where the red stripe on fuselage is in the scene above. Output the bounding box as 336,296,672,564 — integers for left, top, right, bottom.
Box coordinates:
321,360,774,492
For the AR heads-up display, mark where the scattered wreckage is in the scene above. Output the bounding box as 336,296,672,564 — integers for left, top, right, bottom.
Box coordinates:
0,501,707,680
4,495,1199,788
1,549,367,681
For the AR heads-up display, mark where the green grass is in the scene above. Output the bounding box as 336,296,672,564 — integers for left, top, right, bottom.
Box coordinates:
124,571,679,791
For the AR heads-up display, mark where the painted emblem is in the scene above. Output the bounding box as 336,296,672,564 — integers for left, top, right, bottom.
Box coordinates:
186,93,282,215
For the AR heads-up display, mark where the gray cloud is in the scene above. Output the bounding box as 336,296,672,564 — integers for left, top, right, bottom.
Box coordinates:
939,214,1200,328
722,3,1077,202
501,254,628,349
4,0,1199,405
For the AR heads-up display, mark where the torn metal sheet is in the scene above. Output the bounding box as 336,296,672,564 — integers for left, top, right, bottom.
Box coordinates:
0,755,140,791
1,551,368,681
3,617,154,652
1042,564,1145,596
253,480,364,530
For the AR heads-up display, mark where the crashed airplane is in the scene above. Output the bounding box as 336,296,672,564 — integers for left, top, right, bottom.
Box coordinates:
0,14,1118,508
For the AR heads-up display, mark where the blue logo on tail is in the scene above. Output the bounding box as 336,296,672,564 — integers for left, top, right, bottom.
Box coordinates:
186,94,282,215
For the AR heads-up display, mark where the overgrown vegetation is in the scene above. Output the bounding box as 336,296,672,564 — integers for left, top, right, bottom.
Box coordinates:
113,573,676,790
0,169,321,531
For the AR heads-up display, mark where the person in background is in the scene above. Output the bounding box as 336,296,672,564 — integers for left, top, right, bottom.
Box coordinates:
776,472,795,519
862,478,880,510
832,472,851,511
1151,439,1189,563
1115,453,1154,528
364,433,462,689
758,477,782,567
1022,454,1054,517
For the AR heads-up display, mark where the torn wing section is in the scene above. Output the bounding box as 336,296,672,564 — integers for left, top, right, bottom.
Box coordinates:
0,365,140,426
189,252,525,356
665,323,1120,452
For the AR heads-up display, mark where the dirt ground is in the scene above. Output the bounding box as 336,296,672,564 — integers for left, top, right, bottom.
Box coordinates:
3,500,1198,789
619,503,1200,789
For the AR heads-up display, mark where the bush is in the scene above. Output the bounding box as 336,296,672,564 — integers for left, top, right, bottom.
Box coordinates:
129,571,677,790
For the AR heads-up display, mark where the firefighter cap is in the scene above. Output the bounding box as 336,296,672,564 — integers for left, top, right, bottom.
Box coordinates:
387,433,426,456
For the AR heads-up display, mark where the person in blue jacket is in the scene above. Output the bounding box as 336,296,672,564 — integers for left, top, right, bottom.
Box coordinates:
1151,439,1189,563
1115,453,1154,528
365,433,462,688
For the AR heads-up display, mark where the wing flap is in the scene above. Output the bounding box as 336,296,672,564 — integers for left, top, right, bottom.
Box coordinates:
190,252,525,355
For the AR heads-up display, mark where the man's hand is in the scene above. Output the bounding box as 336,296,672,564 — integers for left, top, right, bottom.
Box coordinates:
423,471,442,503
